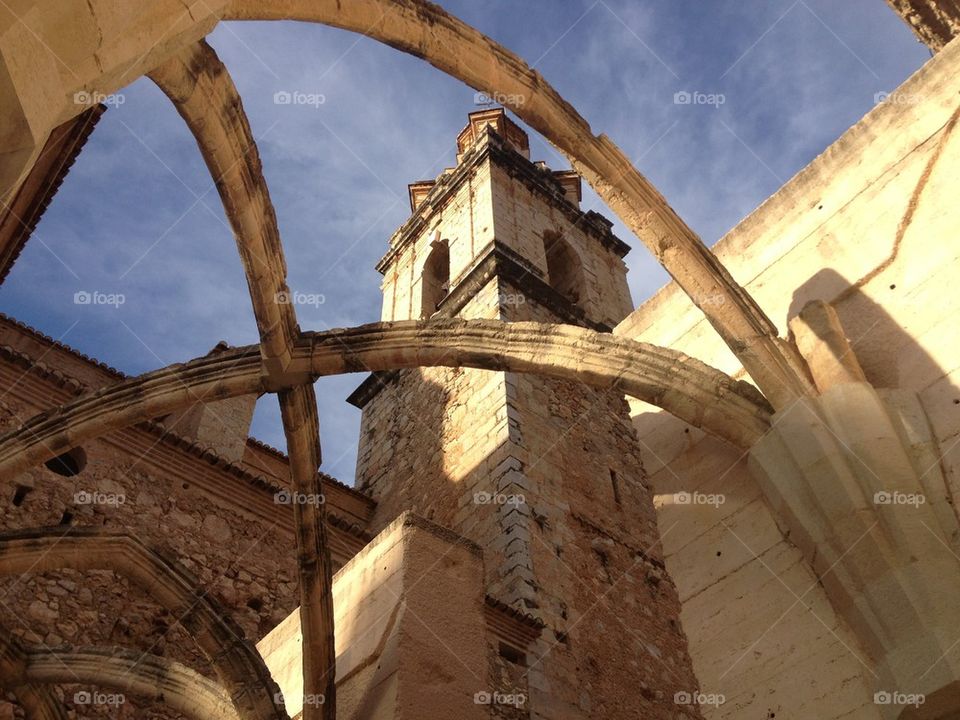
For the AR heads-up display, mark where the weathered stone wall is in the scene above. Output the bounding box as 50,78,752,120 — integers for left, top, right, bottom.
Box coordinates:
502,289,699,720
617,35,960,720
356,300,702,718
260,513,490,720
0,322,373,718
355,278,513,567
0,404,295,717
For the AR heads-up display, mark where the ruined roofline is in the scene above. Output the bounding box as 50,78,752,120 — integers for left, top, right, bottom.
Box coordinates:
0,312,375,502
376,118,630,276
0,105,106,286
0,330,376,524
0,311,126,381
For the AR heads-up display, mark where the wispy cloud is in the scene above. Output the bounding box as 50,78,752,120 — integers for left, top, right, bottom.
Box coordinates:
0,0,928,481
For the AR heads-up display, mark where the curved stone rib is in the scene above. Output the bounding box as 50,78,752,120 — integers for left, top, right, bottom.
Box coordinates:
0,346,264,480
0,528,287,720
277,385,336,720
296,320,772,444
148,41,297,376
149,41,335,718
0,320,771,481
0,633,239,720
224,0,815,408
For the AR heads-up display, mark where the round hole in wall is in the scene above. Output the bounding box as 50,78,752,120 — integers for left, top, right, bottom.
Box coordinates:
889,284,897,290
44,448,86,477
716,551,722,557
182,483,190,490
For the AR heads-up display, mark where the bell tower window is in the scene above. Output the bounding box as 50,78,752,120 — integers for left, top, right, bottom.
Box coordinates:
544,231,584,306
421,239,450,318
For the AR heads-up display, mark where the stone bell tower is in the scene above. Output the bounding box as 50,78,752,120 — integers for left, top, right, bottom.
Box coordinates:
350,109,702,719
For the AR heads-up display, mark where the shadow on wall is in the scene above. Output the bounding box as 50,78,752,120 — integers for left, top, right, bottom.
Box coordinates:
787,267,956,395
356,371,455,527
787,266,960,497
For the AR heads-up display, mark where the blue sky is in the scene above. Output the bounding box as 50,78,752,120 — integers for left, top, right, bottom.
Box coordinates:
0,0,929,482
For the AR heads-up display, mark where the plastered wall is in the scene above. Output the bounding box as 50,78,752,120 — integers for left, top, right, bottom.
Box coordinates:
617,35,960,720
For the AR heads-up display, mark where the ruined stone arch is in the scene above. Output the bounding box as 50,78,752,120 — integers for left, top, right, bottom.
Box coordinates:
0,528,287,720
0,631,239,720
219,0,815,408
0,319,772,484
0,5,823,718
0,0,814,407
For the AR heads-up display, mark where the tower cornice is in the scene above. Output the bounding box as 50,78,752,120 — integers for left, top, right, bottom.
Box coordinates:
376,124,629,276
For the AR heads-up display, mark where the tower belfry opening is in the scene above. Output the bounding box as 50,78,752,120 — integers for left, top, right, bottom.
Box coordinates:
420,236,450,318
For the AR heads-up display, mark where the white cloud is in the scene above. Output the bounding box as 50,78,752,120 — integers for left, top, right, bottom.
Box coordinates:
0,0,928,481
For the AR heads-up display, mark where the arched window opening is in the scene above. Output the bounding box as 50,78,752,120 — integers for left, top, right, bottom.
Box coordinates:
544,232,584,306
421,239,450,318
44,447,87,477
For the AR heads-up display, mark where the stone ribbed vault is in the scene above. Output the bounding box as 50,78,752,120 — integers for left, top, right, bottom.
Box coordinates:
0,4,815,715
0,633,239,720
0,528,286,719
7,1,954,718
